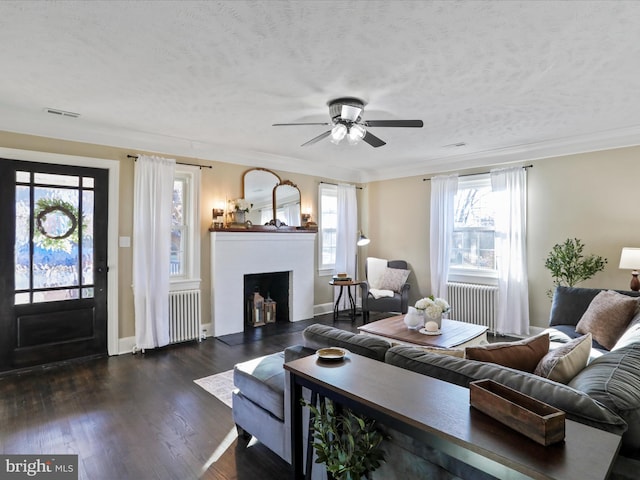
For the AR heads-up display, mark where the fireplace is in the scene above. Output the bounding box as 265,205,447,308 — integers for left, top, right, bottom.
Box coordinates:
244,271,290,327
210,231,315,336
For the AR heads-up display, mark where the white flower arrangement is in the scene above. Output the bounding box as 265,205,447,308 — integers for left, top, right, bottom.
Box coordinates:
229,198,252,213
415,296,451,319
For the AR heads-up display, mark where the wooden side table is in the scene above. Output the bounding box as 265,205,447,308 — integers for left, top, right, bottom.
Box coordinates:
329,280,361,322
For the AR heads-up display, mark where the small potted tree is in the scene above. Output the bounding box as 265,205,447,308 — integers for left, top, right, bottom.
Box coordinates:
544,238,607,297
303,398,386,480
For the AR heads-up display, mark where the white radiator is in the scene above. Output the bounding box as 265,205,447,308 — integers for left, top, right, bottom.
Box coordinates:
447,282,497,332
169,289,202,344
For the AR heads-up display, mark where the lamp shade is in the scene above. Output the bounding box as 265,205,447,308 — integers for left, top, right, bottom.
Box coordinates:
357,233,370,246
619,247,640,270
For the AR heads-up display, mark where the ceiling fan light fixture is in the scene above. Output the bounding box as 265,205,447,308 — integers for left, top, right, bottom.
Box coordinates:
347,124,366,145
330,123,347,144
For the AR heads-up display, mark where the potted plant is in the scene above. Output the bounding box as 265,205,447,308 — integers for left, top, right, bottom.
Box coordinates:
544,238,607,297
303,398,386,480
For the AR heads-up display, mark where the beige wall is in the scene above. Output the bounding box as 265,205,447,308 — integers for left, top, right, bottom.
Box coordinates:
2,129,638,337
0,131,338,341
367,146,640,330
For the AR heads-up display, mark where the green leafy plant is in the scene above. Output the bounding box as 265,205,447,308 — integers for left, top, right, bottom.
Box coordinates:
544,238,607,297
303,398,386,480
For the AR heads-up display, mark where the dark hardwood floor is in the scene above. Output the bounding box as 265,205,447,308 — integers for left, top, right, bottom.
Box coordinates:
0,314,363,480
0,313,510,480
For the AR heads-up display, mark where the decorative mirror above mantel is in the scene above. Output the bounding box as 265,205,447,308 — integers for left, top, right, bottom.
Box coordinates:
210,167,313,232
274,180,301,227
243,168,281,226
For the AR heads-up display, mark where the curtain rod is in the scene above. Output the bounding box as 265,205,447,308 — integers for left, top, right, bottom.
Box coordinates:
127,154,212,169
320,181,363,190
422,164,532,181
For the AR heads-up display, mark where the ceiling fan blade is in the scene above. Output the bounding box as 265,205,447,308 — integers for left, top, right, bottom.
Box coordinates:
301,130,331,146
364,120,424,128
273,122,331,126
362,131,386,148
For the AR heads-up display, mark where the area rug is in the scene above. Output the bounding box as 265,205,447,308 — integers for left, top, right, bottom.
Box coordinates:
194,369,234,408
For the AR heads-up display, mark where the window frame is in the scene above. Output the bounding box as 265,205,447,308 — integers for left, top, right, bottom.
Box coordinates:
170,165,201,291
318,183,337,276
448,174,498,285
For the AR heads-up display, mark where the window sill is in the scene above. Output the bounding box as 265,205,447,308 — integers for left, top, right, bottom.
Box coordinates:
448,269,498,286
170,278,202,291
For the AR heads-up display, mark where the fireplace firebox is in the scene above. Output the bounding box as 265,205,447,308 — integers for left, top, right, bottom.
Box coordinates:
244,271,290,328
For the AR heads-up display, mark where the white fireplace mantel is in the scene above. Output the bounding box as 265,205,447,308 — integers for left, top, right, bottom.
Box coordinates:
210,231,316,336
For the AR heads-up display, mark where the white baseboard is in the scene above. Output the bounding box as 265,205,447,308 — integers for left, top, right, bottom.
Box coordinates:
117,322,212,355
118,336,136,355
313,302,333,316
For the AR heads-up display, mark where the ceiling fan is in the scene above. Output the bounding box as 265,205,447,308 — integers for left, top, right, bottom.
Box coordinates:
273,97,423,148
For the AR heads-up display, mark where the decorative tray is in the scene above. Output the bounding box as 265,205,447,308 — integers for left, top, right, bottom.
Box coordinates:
470,379,565,446
316,347,348,361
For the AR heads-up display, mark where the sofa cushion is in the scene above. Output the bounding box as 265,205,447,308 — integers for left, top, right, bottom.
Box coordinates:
534,333,591,384
303,324,391,361
576,290,639,350
465,333,549,373
613,312,640,351
549,286,640,327
233,352,285,420
569,343,640,455
385,345,627,435
546,324,608,352
549,286,603,327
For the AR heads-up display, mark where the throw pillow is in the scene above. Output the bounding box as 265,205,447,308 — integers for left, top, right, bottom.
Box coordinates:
367,257,388,290
534,333,592,384
575,290,639,350
465,333,550,373
419,346,465,358
378,267,410,293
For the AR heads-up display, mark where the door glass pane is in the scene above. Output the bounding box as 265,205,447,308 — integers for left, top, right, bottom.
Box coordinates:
33,289,79,303
32,187,80,291
15,292,29,305
15,185,30,290
34,172,79,187
82,190,94,286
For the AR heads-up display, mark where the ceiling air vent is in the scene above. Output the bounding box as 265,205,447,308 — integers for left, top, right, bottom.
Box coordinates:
44,108,80,118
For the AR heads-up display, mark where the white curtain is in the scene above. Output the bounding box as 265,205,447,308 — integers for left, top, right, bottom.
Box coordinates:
491,166,529,335
133,155,176,349
334,184,357,308
430,174,458,298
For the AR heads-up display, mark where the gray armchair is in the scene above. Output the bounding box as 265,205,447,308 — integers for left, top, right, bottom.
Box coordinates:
360,259,410,323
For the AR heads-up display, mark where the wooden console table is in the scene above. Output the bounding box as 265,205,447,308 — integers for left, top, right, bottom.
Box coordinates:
284,353,620,480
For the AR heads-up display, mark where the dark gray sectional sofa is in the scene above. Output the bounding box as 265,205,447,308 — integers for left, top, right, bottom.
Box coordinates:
232,286,640,479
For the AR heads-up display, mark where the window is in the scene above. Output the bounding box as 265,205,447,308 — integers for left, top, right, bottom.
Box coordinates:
170,165,200,289
318,183,337,273
450,174,497,279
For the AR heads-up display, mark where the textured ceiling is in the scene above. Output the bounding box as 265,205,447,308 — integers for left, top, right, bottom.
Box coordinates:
1,0,640,182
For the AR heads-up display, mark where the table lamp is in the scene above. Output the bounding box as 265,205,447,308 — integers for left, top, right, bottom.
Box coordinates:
619,247,640,291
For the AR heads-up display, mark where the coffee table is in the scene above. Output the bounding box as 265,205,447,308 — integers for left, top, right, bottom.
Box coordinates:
358,314,488,349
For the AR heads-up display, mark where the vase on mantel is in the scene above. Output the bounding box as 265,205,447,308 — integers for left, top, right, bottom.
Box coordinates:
234,211,245,223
